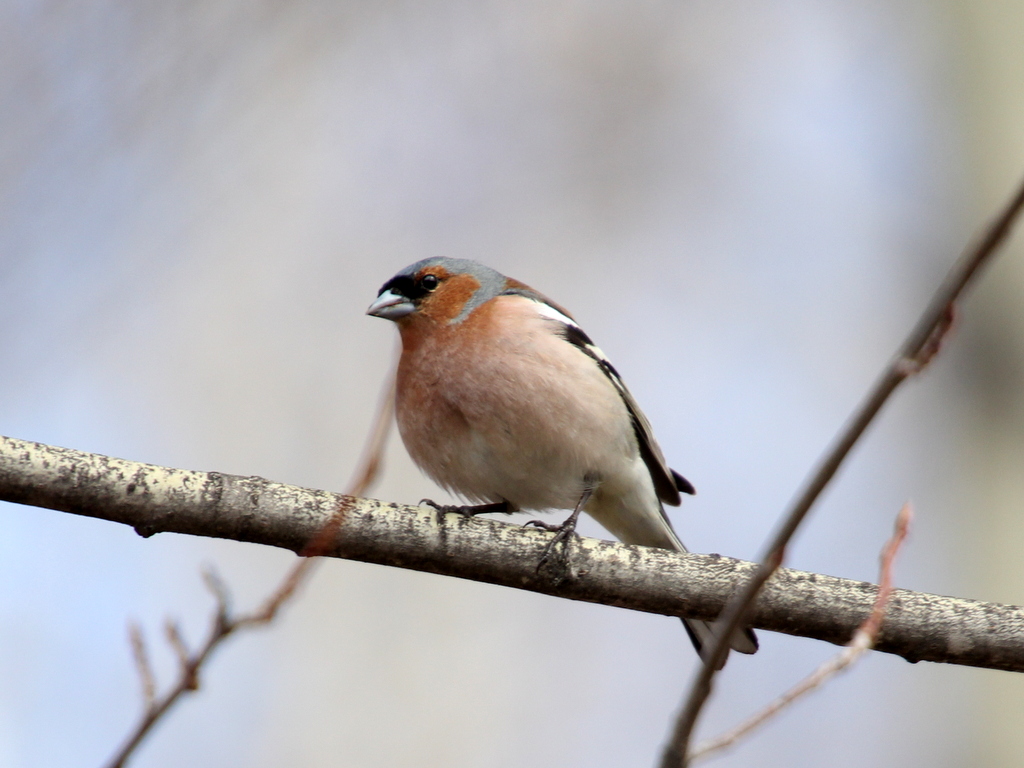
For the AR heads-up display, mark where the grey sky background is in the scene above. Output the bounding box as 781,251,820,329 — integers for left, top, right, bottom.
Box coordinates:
2,2,1023,766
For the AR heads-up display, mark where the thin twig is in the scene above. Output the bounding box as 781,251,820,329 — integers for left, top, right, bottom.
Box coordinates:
163,621,190,670
241,367,396,628
200,566,232,620
127,624,156,713
102,361,397,768
163,621,196,690
690,503,913,762
660,173,1024,768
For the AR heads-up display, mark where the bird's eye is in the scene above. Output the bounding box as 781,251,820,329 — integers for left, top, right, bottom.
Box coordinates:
420,274,439,291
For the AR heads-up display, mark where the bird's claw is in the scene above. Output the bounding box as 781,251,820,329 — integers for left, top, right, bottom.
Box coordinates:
420,499,511,517
523,519,561,532
526,516,580,573
419,499,468,524
420,498,453,513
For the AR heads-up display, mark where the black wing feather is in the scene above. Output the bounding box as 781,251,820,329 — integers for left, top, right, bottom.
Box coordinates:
546,309,692,505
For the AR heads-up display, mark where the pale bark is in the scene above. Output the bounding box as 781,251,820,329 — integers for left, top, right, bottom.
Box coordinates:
2,433,1022,672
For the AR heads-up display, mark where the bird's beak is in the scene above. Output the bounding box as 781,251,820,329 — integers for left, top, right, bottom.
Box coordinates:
366,289,415,320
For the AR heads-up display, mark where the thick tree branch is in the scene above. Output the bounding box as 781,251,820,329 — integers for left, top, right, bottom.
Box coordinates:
2,434,1023,672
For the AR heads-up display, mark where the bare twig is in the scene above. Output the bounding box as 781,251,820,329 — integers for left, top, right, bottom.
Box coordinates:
660,173,1024,768
101,363,397,768
690,503,913,762
162,621,196,690
200,566,232,619
127,624,156,713
344,365,398,499
163,621,191,671
242,367,396,628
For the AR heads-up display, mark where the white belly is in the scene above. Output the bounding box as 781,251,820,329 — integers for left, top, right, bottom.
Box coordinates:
395,317,638,512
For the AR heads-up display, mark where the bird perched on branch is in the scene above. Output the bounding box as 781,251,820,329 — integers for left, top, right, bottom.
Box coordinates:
367,257,757,664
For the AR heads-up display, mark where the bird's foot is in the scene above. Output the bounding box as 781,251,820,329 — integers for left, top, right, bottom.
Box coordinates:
524,513,582,572
420,499,512,517
526,485,595,576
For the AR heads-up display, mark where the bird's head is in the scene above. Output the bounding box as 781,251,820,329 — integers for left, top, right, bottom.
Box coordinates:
367,258,511,326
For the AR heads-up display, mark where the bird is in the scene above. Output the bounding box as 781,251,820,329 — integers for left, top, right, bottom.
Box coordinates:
366,257,758,663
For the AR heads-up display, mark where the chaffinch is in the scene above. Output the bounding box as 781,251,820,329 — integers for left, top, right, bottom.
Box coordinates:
367,257,757,662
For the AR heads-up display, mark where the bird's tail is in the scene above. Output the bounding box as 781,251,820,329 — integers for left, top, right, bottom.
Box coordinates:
665,522,759,667
671,550,758,668
590,495,758,667
682,614,758,670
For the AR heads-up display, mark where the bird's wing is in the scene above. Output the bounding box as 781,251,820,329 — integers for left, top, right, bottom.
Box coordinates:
508,291,694,506
504,292,756,658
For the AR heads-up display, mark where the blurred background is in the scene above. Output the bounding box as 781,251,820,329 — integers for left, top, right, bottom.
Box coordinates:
1,1,1023,766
